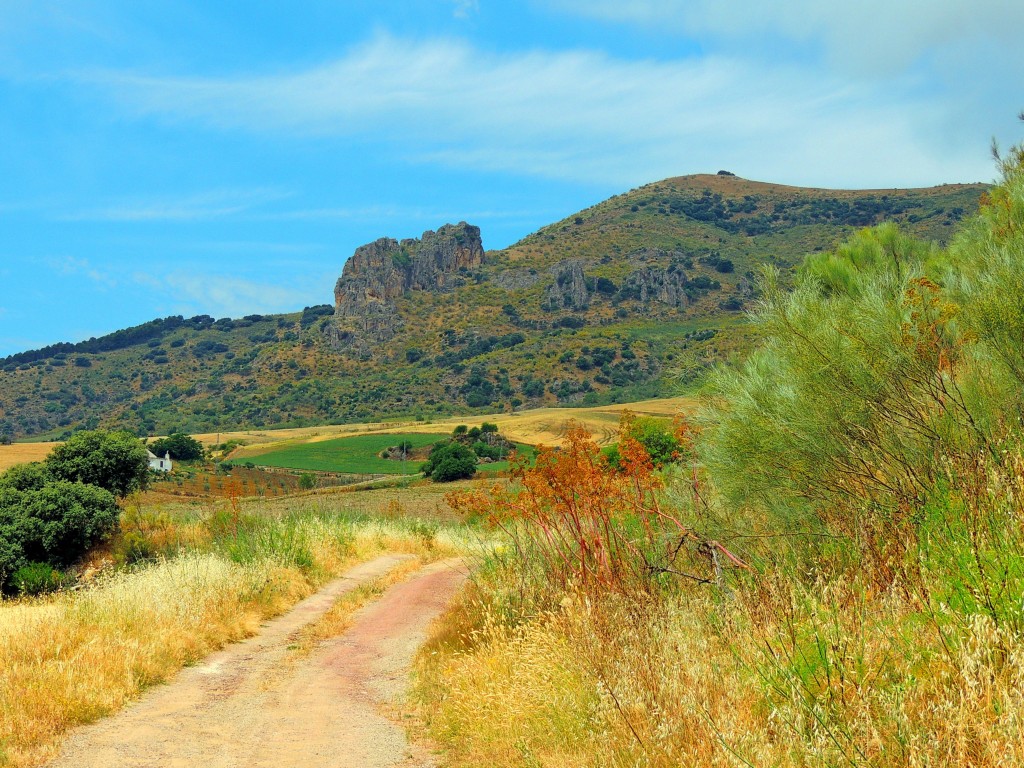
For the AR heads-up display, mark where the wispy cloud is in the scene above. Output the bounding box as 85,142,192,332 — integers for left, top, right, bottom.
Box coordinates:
545,0,1024,75
65,187,291,222
453,0,479,19
133,271,320,318
44,255,119,287
74,33,996,188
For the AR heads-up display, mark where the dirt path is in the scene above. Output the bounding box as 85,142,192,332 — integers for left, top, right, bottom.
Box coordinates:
46,555,467,768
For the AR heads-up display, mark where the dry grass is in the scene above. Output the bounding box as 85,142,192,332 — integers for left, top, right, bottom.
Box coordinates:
418,579,1024,767
213,396,696,458
0,444,53,473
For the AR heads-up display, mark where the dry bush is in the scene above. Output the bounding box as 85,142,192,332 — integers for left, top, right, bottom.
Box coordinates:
449,420,740,598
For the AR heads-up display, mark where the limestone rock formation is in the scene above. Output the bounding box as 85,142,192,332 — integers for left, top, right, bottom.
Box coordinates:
326,223,483,350
543,260,590,311
619,267,690,308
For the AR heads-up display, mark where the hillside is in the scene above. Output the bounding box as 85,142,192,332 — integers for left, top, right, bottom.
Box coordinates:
0,173,986,441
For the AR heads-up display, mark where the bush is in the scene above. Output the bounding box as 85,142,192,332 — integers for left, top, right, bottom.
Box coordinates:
46,429,149,498
605,417,684,471
422,442,477,482
0,481,119,584
148,432,204,461
8,561,69,596
472,441,502,461
0,461,51,492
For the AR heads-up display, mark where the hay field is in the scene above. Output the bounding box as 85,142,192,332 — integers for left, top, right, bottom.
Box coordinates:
0,443,55,472
216,395,696,460
0,396,695,473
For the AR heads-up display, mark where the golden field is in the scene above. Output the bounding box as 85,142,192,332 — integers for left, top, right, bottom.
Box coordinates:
0,443,54,473
215,395,695,460
0,396,693,474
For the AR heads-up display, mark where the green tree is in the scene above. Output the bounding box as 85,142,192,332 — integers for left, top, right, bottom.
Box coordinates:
0,461,51,492
149,432,205,461
629,418,683,467
46,430,149,498
422,442,477,482
0,481,118,584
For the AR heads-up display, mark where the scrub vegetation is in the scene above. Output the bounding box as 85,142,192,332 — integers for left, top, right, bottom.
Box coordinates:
0,177,983,441
414,146,1024,766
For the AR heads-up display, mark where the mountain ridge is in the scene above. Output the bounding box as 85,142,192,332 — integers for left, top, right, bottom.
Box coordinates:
0,174,987,441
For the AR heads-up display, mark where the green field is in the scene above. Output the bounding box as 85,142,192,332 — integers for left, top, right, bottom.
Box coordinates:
474,444,537,475
250,432,537,476
252,433,447,474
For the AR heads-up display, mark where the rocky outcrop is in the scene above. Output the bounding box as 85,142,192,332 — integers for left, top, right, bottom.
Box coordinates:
619,267,690,308
543,260,590,311
326,223,483,349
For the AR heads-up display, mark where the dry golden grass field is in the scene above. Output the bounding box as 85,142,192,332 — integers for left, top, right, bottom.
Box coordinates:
0,443,54,473
213,395,696,460
0,395,694,474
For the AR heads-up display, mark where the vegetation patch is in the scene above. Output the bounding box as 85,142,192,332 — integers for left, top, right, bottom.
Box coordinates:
415,147,1024,766
250,433,447,474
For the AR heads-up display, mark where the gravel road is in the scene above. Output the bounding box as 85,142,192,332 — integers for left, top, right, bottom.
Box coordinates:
45,555,467,768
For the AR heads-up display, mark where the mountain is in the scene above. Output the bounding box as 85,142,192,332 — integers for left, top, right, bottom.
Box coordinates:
0,173,986,441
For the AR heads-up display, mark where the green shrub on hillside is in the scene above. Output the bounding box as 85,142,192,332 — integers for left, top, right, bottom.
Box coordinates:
47,429,150,498
421,442,477,482
148,432,204,461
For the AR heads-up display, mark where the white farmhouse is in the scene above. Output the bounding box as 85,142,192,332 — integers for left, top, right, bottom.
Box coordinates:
147,450,173,472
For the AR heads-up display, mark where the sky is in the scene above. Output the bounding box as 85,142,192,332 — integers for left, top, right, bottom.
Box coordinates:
1,0,1021,357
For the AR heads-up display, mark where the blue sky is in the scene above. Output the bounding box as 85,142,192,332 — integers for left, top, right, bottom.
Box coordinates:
1,0,1021,357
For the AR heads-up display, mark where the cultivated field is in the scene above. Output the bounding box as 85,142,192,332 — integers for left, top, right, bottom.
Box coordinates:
0,443,54,473
216,395,695,460
245,432,447,473
0,395,694,475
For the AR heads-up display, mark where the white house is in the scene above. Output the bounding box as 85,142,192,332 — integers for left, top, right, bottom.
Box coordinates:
147,450,173,472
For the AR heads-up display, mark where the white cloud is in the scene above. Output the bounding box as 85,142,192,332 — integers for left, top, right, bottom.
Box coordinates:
133,271,319,319
545,0,1024,75
453,0,479,19
79,33,998,188
44,255,119,287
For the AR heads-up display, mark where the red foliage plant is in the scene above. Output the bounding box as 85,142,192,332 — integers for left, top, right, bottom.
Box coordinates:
449,418,744,594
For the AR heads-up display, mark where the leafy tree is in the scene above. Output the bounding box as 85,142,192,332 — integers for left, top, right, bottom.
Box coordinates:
0,481,118,585
606,416,684,469
148,432,204,461
45,430,149,498
422,442,477,482
629,418,683,466
0,462,51,492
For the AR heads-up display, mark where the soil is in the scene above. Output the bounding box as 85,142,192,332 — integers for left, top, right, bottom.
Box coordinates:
45,555,467,768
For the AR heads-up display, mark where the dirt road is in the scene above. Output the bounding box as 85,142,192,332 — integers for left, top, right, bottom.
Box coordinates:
46,555,466,768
